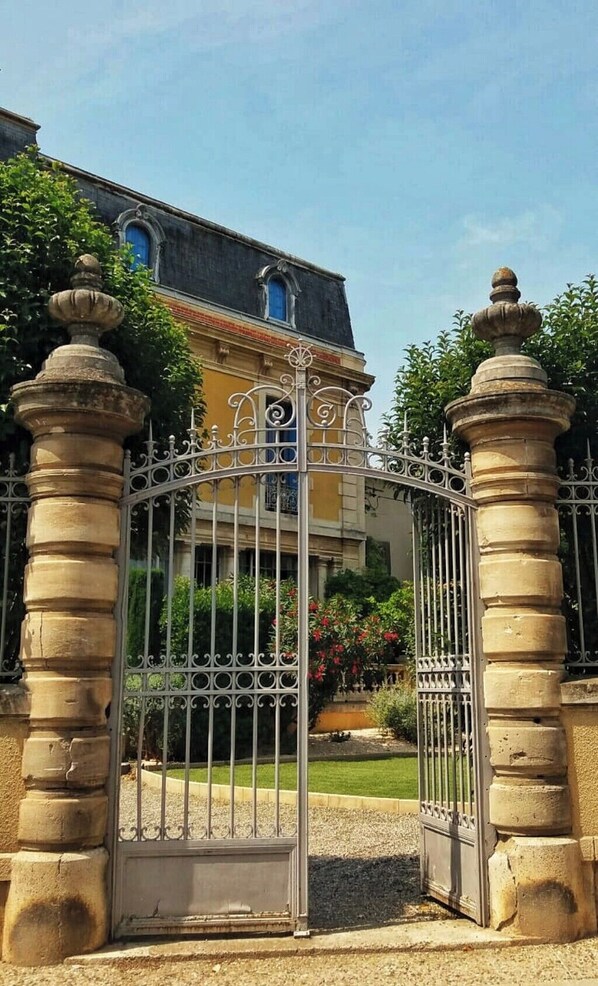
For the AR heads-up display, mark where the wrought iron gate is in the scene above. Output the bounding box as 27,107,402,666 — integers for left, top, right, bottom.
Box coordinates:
109,341,491,937
413,496,492,924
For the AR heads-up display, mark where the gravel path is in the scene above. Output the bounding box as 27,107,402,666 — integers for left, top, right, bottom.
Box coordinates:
118,777,447,930
118,729,435,930
308,729,415,760
9,732,597,982
5,939,598,985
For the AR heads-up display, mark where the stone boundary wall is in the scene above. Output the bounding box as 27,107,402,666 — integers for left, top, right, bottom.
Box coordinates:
561,677,598,917
313,699,374,733
0,685,28,950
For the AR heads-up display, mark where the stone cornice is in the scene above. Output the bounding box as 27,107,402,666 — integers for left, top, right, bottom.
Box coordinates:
161,295,375,390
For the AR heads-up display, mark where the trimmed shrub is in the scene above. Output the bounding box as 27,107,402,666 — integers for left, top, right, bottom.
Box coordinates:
165,574,290,661
377,582,416,665
368,683,418,744
126,568,165,661
124,575,297,762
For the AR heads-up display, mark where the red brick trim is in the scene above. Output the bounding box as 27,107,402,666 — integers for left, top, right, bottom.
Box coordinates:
164,298,342,366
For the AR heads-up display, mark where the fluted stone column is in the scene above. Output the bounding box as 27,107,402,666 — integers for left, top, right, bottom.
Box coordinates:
2,256,148,965
447,269,595,940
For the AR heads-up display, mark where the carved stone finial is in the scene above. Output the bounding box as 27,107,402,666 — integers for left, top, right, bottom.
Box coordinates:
48,254,124,347
43,255,125,383
489,266,520,304
70,253,103,290
472,267,541,357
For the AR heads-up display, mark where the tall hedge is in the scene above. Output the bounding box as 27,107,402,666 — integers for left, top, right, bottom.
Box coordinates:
126,568,165,661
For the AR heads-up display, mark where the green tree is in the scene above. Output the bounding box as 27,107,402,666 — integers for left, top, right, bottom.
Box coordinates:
324,567,400,613
385,311,489,457
525,276,598,463
385,276,598,676
0,149,204,677
0,148,204,461
385,276,598,469
324,538,400,614
126,568,165,661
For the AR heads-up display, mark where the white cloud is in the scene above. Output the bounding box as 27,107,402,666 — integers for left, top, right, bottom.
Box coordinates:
457,206,562,252
68,0,325,51
2,0,329,112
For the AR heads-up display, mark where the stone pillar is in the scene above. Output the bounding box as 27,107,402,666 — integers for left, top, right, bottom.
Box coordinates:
2,256,148,965
447,268,595,940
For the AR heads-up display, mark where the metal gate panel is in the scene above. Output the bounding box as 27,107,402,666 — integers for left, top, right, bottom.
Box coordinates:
413,496,492,925
109,342,493,938
109,371,311,938
114,840,297,936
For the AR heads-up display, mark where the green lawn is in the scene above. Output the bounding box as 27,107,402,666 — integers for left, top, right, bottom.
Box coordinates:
169,756,418,800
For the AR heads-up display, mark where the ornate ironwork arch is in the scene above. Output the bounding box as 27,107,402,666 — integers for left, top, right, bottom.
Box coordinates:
123,341,475,509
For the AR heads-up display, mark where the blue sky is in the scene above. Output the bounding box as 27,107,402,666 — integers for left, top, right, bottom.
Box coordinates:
2,0,598,430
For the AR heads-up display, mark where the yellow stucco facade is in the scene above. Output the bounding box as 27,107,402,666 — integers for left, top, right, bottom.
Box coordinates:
160,289,374,595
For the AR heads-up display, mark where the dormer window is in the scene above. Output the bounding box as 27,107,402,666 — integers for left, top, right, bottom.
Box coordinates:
257,261,300,327
268,276,287,322
115,206,165,282
125,223,151,269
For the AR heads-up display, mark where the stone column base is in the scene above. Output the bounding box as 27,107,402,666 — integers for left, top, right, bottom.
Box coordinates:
489,836,597,940
2,848,108,965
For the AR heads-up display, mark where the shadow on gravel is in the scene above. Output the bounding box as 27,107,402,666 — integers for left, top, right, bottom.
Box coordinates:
309,853,453,931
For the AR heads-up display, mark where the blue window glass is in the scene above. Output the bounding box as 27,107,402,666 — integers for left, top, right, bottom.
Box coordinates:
265,400,297,514
125,223,151,269
268,276,287,321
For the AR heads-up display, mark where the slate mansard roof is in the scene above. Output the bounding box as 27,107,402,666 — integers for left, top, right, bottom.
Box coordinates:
0,108,355,351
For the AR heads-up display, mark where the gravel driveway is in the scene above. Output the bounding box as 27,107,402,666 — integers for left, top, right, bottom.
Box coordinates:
5,735,598,983
118,728,444,931
118,777,447,931
6,938,598,985
307,732,445,927
4,732,598,982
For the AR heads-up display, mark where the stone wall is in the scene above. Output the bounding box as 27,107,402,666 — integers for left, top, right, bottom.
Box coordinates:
561,678,598,919
0,686,28,946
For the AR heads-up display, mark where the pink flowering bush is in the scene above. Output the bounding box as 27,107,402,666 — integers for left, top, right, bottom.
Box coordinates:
274,588,400,727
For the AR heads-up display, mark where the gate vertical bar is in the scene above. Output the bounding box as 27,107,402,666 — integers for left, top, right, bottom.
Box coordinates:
295,354,310,936
466,505,491,925
413,499,426,891
108,453,132,936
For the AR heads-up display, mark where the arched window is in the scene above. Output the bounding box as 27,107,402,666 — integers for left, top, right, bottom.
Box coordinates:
265,398,297,514
115,207,165,282
257,262,300,327
268,276,287,322
125,223,151,269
